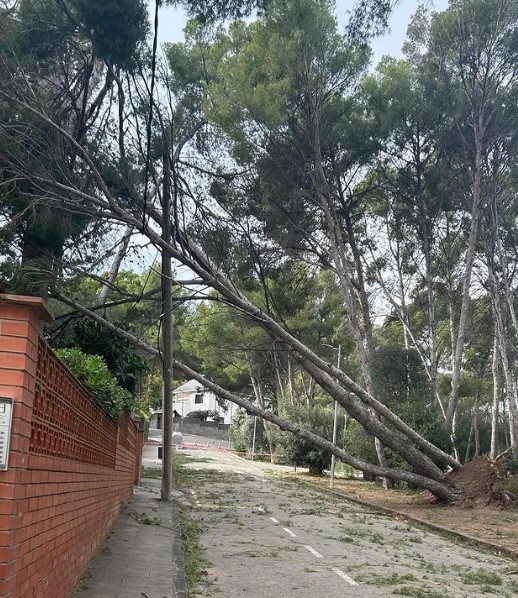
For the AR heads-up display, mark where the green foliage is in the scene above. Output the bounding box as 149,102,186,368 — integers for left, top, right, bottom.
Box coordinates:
203,0,371,163
55,347,136,422
16,0,148,69
186,409,223,422
275,404,338,475
0,0,149,297
73,0,148,68
345,346,453,472
68,321,148,394
229,409,271,456
343,419,378,465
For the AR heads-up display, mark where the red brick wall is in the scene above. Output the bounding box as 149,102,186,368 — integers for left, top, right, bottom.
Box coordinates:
0,295,143,598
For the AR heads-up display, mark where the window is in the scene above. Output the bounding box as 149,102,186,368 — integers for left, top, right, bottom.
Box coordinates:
194,393,203,404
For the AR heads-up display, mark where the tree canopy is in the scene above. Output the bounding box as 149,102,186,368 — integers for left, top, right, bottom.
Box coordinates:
2,0,518,502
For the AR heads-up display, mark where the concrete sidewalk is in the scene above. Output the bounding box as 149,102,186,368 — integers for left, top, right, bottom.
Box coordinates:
72,447,187,598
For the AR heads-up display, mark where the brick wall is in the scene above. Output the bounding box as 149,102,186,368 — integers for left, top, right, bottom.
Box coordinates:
0,295,144,598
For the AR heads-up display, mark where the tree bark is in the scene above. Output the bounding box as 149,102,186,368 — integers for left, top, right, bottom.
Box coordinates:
491,331,500,460
98,226,133,302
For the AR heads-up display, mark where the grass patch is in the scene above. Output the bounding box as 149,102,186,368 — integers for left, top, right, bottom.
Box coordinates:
461,568,502,586
142,468,162,479
172,452,219,596
393,587,449,597
180,508,213,595
360,572,419,586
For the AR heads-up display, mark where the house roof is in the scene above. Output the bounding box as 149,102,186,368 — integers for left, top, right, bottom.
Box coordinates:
173,379,206,394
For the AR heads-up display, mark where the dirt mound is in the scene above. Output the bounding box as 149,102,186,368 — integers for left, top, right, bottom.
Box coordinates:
446,456,518,507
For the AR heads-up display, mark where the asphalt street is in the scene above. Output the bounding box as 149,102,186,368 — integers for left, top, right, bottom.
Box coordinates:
175,444,518,598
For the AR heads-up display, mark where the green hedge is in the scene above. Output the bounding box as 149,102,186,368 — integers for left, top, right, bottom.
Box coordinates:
55,347,136,423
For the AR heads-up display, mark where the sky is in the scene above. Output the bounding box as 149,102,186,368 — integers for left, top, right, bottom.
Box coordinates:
150,0,449,66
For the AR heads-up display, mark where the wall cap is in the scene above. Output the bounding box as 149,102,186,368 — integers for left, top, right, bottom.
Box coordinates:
0,294,54,322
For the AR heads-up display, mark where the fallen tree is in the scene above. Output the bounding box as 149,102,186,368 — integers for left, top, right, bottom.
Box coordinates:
1,62,463,502
53,290,461,501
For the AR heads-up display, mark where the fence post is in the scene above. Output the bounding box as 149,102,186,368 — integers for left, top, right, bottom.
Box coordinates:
133,417,145,485
0,294,52,595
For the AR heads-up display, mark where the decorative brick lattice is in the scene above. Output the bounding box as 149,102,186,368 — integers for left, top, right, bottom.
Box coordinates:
118,412,135,452
30,340,118,467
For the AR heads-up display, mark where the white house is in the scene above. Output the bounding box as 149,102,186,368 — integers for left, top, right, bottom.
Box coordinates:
151,379,234,426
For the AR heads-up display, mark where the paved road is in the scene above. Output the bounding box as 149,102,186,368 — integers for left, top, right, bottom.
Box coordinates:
178,446,518,598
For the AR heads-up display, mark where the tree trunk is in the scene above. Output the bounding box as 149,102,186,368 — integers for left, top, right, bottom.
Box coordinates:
473,401,480,459
98,225,133,302
491,331,500,460
288,356,296,405
445,116,484,436
488,243,518,451
249,366,275,462
273,348,285,407
54,289,461,502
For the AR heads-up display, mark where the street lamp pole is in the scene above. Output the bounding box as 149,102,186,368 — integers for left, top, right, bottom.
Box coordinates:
251,415,258,461
330,345,341,489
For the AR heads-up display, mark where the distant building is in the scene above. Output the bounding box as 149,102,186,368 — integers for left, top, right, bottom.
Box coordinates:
150,379,234,428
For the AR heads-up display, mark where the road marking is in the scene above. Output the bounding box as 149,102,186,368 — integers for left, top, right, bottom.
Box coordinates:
189,490,202,507
332,568,358,586
304,545,323,558
270,517,279,524
283,527,297,538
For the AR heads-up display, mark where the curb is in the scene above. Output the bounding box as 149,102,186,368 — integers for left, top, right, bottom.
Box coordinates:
290,477,518,562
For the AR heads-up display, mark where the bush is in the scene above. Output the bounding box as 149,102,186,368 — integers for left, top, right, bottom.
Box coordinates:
55,347,136,422
67,321,148,394
229,409,271,457
275,404,338,475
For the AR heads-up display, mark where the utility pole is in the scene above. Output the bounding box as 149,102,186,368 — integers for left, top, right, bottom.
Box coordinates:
160,151,173,502
251,415,258,461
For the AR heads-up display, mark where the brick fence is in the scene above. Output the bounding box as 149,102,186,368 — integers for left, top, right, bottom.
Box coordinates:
0,295,144,598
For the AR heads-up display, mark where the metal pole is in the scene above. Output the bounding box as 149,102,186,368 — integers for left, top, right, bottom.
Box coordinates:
251,415,257,461
330,345,341,489
228,403,233,449
330,399,338,489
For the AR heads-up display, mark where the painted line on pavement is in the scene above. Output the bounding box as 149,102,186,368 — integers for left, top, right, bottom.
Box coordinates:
332,568,358,586
283,527,297,538
304,545,323,558
190,489,201,507
262,509,359,590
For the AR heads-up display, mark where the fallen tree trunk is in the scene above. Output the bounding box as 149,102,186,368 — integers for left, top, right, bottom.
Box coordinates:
52,290,461,502
3,90,462,499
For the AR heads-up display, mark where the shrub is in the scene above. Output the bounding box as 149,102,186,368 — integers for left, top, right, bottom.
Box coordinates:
55,347,136,422
275,404,337,475
229,409,271,456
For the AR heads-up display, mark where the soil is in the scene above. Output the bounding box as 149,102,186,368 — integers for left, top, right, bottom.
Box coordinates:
294,457,518,557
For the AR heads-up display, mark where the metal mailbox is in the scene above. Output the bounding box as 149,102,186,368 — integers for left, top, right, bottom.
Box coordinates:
0,397,14,471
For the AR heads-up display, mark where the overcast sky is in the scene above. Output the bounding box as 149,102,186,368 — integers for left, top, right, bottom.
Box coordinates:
150,0,449,66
